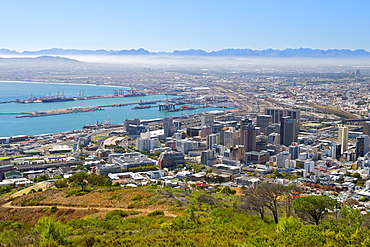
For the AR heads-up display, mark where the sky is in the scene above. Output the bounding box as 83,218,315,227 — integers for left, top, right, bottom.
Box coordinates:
0,0,369,52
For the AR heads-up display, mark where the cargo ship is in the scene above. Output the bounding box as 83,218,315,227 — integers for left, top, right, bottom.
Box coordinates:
41,97,75,103
124,93,146,97
132,105,151,109
138,100,157,105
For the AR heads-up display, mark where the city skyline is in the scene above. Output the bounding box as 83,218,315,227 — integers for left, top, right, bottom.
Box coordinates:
1,0,369,52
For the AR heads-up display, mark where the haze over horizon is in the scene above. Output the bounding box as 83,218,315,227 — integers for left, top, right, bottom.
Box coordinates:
1,0,369,52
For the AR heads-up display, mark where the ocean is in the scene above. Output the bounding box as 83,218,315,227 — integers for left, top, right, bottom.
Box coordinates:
0,81,228,137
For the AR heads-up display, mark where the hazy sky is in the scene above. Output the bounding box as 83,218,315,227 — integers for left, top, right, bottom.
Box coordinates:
1,0,369,52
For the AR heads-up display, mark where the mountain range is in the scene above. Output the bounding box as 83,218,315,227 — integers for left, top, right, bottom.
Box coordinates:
1,47,370,57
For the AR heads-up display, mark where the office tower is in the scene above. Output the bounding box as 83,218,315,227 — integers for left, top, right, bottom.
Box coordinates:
201,113,215,126
207,133,220,149
304,160,315,173
268,132,280,145
266,124,280,135
284,109,301,124
265,108,284,123
163,117,176,138
124,118,140,130
241,124,257,152
289,142,300,160
280,117,298,146
276,152,291,168
331,141,341,159
257,115,272,133
356,135,370,158
173,120,182,130
363,121,370,136
337,124,348,154
223,128,240,148
201,150,216,166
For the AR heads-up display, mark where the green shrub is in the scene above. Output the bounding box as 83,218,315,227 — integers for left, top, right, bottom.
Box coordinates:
148,210,165,216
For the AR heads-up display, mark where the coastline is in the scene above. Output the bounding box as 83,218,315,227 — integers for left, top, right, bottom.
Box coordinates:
0,80,130,89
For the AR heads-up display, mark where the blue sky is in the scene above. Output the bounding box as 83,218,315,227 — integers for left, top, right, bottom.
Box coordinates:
1,0,369,52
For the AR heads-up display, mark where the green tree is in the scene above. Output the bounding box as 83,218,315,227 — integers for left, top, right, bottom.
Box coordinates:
292,195,339,225
33,175,49,183
68,172,88,191
53,178,68,188
33,216,67,246
87,173,112,186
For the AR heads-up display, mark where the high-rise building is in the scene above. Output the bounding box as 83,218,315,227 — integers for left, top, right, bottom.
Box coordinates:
222,127,240,148
356,135,370,158
280,117,298,146
163,117,176,138
268,132,280,145
265,108,284,124
257,115,272,133
289,142,300,160
266,124,280,135
265,108,301,124
284,109,301,124
337,124,348,154
173,120,182,130
201,113,215,126
363,121,370,136
157,151,185,169
241,124,257,152
331,141,341,159
207,133,220,149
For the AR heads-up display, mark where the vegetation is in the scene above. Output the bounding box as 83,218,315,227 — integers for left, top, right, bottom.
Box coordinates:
1,183,370,246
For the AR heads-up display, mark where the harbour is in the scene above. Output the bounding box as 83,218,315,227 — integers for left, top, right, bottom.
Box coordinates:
0,81,232,137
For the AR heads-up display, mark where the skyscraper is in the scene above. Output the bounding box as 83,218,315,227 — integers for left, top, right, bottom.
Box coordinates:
284,109,301,124
331,141,341,159
363,121,370,136
265,108,284,124
163,117,176,138
289,142,300,160
201,113,215,126
356,135,370,158
257,115,272,133
280,117,298,146
241,124,257,152
337,124,348,154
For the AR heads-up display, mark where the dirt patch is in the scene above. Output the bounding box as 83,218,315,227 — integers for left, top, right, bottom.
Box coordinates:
0,206,99,225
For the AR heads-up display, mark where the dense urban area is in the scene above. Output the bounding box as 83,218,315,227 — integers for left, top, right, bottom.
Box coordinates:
1,56,370,246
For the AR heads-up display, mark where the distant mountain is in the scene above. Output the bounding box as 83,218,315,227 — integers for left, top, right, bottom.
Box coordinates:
0,47,370,57
0,56,84,69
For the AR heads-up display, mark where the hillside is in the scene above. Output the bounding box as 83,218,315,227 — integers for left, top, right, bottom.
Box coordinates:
1,182,370,246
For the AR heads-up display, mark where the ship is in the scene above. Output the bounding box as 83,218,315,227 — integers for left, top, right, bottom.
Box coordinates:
138,100,157,105
132,105,151,109
41,97,75,103
124,93,146,97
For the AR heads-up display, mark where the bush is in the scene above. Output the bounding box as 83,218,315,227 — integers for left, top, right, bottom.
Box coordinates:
131,194,144,201
148,210,165,216
105,210,139,221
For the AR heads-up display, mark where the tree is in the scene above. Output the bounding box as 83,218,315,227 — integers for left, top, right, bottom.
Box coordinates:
87,173,112,186
240,186,266,221
220,186,236,195
197,194,216,210
33,216,67,246
292,195,339,225
53,178,68,188
68,172,88,191
257,182,287,224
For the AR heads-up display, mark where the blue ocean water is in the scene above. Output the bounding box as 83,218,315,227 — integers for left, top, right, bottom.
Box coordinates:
0,81,229,136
